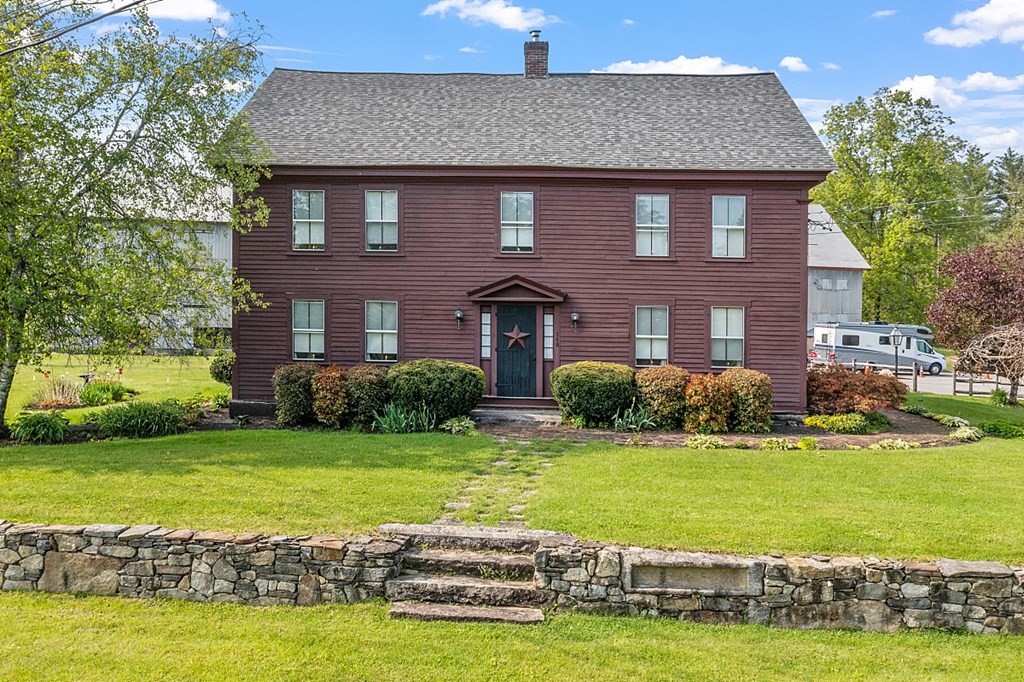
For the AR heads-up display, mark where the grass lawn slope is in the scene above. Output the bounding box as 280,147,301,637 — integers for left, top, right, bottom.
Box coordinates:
905,392,1024,426
0,431,496,535
1,595,1022,682
528,439,1024,563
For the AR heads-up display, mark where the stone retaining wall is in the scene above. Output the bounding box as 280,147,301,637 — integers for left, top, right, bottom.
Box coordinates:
3,518,1023,635
0,521,405,606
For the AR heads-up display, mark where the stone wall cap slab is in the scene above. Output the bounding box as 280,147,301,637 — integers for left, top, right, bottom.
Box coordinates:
163,529,195,542
624,549,760,569
232,532,263,545
118,525,163,541
937,559,1013,578
299,535,345,548
379,523,573,542
786,557,835,579
192,531,236,543
38,525,87,534
266,535,293,544
6,523,45,534
0,521,9,533
903,561,941,577
145,527,174,538
83,524,129,538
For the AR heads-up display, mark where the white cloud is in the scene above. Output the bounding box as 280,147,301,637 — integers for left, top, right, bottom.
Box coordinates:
258,45,340,57
872,9,897,18
423,54,443,61
276,58,314,64
779,56,810,72
794,97,841,133
422,0,559,31
594,54,760,75
822,62,841,71
97,0,230,22
622,18,634,26
893,75,967,109
959,71,1024,91
925,0,1024,48
459,46,483,53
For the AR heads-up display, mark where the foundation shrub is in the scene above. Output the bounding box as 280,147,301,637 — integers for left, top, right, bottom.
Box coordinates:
312,364,349,429
386,359,485,423
721,368,774,433
210,350,235,385
683,373,733,434
806,365,907,415
10,411,70,444
90,400,187,438
345,364,390,429
272,363,318,427
635,365,690,429
550,361,636,427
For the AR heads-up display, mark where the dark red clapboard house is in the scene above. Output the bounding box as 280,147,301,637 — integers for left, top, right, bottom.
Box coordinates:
231,34,834,414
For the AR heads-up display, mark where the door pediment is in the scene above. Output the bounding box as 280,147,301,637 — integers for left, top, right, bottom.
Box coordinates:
468,275,566,303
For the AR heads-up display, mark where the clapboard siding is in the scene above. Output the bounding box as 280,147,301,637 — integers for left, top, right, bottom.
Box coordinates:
234,170,822,411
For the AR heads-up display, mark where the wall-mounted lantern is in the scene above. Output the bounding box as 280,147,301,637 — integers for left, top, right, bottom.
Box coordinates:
570,309,580,329
455,306,464,329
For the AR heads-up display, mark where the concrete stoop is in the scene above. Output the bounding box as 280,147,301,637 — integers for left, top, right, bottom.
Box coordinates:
383,524,555,624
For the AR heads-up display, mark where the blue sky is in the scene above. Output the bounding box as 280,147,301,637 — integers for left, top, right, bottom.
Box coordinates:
113,0,1022,156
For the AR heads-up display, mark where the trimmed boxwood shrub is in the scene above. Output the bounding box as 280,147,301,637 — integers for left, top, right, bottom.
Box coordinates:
91,400,187,438
550,361,636,427
721,368,774,434
806,365,907,415
636,365,690,429
684,373,733,434
387,359,485,423
210,350,235,385
10,412,70,444
346,364,390,429
273,363,318,427
312,364,349,429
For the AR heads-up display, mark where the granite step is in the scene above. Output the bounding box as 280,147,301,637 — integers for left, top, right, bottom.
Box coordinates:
385,574,550,607
389,601,545,624
402,548,535,581
379,523,573,554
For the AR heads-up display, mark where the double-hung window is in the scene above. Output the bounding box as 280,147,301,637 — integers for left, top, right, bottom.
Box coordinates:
365,301,398,362
292,300,325,360
292,190,325,251
712,195,746,258
636,194,669,257
500,192,534,253
636,306,669,366
365,190,398,251
711,307,744,368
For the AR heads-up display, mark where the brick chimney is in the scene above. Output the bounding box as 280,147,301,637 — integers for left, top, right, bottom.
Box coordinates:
524,30,548,79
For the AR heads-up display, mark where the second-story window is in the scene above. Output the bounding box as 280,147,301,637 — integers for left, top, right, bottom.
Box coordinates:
365,190,398,251
636,194,669,257
712,195,746,258
500,191,534,253
292,190,325,251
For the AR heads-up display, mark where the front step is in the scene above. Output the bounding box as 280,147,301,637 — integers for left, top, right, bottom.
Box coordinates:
389,601,545,624
379,523,573,554
385,574,550,608
403,548,535,581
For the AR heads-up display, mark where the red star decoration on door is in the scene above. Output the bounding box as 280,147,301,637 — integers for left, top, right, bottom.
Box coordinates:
503,324,531,350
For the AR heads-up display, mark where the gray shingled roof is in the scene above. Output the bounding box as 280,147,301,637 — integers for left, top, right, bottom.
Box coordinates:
808,204,871,271
242,69,835,172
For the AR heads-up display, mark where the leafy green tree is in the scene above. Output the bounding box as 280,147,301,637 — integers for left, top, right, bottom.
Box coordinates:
811,88,994,324
992,147,1024,235
0,2,269,431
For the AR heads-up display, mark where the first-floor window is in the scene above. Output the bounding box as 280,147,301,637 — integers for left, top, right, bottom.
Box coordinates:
292,300,325,360
711,307,744,367
636,305,669,366
365,300,398,362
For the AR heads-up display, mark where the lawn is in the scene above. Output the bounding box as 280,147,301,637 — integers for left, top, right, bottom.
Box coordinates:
528,438,1024,563
906,392,1024,426
0,594,1021,682
0,430,496,535
5,353,224,424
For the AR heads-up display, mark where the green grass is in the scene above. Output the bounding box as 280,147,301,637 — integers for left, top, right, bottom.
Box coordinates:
0,430,496,535
1,595,1021,681
6,353,224,424
528,439,1024,563
906,392,1024,425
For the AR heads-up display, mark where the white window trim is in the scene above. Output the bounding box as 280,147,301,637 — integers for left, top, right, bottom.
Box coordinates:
635,305,669,367
365,300,399,362
292,299,325,361
365,189,399,252
543,312,554,360
711,306,745,368
292,189,325,251
712,195,746,259
635,194,670,257
500,191,535,253
481,311,492,359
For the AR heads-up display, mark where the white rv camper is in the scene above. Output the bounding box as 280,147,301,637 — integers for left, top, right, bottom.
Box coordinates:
809,322,947,375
